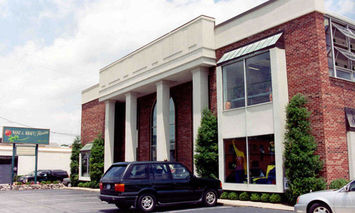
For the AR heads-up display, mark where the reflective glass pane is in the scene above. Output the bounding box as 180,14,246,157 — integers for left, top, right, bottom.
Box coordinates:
248,134,276,185
337,69,351,80
224,138,247,183
222,61,245,109
246,52,272,106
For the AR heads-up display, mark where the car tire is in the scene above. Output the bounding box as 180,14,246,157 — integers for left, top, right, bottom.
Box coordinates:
309,202,332,213
203,189,217,207
137,193,156,212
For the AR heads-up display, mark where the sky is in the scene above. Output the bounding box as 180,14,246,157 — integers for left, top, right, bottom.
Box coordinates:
0,0,354,146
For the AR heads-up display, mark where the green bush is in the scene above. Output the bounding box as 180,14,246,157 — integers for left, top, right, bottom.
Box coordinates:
329,178,348,189
260,193,270,202
284,94,326,205
227,192,238,200
239,192,249,201
15,182,22,185
250,193,261,202
70,137,82,187
220,192,229,199
269,193,281,203
194,109,218,179
52,181,60,184
89,135,105,185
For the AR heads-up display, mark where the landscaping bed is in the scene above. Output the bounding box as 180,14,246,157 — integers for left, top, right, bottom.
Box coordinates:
0,182,64,191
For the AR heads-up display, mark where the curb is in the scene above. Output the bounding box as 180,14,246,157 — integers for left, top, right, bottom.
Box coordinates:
218,199,294,211
63,186,100,192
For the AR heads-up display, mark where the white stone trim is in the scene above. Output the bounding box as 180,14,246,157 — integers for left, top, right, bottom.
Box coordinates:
125,93,138,162
348,131,355,180
156,81,170,161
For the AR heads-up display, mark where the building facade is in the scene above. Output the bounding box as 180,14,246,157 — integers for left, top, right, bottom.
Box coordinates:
81,0,355,193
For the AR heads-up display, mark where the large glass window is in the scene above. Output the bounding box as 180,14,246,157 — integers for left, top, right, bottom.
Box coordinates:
224,134,275,185
81,151,90,177
151,97,176,161
222,52,272,110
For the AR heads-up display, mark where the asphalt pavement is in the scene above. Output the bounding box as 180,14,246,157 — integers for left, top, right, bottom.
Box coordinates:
0,189,292,213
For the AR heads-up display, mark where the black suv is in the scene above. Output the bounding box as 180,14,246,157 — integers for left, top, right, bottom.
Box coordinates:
99,161,222,212
18,169,68,183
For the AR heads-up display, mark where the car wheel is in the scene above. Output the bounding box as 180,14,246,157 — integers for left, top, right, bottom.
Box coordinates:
137,193,156,212
309,202,332,213
203,189,217,207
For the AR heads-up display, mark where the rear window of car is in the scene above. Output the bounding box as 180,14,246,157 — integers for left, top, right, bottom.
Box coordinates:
102,165,127,181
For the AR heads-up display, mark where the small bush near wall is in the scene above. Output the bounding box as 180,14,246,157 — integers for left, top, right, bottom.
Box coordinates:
70,137,82,187
228,192,238,200
194,109,218,179
220,191,229,199
89,135,104,185
329,178,349,189
250,193,261,202
260,193,270,202
239,192,249,201
269,193,282,203
284,94,326,205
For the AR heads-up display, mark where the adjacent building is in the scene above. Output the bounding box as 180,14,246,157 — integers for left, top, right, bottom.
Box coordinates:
81,0,355,193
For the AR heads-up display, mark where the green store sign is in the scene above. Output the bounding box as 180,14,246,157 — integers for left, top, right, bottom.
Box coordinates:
2,126,50,145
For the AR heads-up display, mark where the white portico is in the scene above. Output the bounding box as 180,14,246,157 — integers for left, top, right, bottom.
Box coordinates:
97,16,216,172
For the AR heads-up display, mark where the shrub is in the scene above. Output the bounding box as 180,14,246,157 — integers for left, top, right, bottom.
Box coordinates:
250,193,261,202
260,193,270,202
220,192,229,199
52,181,60,184
239,192,249,201
15,182,22,185
329,178,349,189
227,192,238,200
70,136,82,187
77,182,84,187
284,94,326,204
89,135,105,185
194,109,218,179
269,193,281,203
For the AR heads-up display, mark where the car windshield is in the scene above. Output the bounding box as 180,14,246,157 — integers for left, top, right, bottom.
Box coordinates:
101,165,127,182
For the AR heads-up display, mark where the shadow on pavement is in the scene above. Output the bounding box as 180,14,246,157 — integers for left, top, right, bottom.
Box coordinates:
98,203,224,212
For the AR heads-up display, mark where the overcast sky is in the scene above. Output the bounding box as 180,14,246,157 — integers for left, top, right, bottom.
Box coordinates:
0,0,354,145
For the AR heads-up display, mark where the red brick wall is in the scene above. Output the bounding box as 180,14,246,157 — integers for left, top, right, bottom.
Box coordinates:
136,82,193,171
215,12,354,182
171,82,193,171
209,67,217,116
81,99,105,146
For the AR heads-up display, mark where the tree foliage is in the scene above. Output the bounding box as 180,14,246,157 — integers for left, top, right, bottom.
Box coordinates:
89,134,105,184
194,109,218,179
284,94,326,204
70,136,82,186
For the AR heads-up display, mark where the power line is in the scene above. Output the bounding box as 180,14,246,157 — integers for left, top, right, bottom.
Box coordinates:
0,115,79,137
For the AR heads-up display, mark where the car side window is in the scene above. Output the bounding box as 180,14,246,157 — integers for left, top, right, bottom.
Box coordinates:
152,164,171,180
349,181,355,191
169,163,190,180
126,164,148,179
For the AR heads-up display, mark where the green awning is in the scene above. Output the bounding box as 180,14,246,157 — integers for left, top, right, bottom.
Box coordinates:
217,32,283,64
80,143,93,152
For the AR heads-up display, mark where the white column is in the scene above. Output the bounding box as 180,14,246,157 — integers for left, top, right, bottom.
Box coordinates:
156,81,170,161
125,92,138,162
104,100,115,172
348,131,355,180
192,67,209,173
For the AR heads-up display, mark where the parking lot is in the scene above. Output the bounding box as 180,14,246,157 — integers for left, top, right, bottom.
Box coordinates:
0,189,291,213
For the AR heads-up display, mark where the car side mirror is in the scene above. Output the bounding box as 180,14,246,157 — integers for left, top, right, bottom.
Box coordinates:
344,185,350,192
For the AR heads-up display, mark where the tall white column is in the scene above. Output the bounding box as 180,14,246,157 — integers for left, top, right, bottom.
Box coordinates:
104,100,115,172
192,67,209,173
156,81,170,161
125,92,138,162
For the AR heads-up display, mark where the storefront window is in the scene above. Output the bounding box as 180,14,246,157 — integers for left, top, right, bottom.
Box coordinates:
222,52,272,110
224,134,275,185
246,52,272,106
81,151,90,177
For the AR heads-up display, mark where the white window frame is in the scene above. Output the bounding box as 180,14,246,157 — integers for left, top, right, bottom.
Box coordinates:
79,151,91,181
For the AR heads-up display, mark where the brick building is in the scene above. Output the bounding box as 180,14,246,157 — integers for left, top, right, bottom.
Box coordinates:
81,0,355,192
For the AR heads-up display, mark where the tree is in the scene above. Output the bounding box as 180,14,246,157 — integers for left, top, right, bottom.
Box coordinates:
89,134,104,185
70,136,82,187
194,109,218,179
284,94,326,204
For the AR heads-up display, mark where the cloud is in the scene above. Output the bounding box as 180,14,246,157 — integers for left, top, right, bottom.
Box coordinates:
325,0,355,18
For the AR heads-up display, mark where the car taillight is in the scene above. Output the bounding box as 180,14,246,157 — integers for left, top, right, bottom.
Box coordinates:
115,184,125,192
220,181,222,189
99,182,103,190
296,196,300,204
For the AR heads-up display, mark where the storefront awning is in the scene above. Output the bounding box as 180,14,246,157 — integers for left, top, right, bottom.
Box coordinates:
333,23,355,40
335,47,355,61
80,143,93,152
217,32,283,64
345,108,355,131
